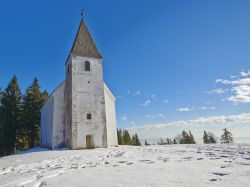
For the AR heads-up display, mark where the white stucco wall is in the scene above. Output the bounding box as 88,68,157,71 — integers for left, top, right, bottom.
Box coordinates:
40,94,54,148
52,81,66,149
70,55,107,149
104,83,118,147
40,81,65,149
41,56,117,150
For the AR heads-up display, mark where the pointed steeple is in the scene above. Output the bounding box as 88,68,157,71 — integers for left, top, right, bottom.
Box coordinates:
70,19,102,59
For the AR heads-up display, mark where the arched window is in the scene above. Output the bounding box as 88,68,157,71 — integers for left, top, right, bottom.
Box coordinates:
85,61,90,71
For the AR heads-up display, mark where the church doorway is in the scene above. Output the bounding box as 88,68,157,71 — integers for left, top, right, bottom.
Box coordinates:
86,135,94,149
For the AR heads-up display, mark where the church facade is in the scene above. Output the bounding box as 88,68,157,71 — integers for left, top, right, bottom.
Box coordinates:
40,18,118,149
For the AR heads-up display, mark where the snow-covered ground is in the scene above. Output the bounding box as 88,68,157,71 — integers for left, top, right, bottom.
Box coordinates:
0,144,250,187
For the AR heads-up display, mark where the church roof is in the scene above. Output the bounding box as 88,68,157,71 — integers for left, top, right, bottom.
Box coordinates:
70,19,102,59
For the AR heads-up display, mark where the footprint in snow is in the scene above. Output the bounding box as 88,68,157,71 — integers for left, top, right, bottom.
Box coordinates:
139,160,155,164
139,160,151,162
34,181,47,187
212,172,229,176
210,157,221,160
118,161,127,164
220,164,231,168
49,164,63,170
126,162,134,165
70,163,79,169
238,162,250,166
209,178,221,182
163,158,169,162
183,157,193,160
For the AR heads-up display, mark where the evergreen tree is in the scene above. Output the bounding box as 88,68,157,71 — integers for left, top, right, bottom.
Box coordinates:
158,138,166,145
0,87,4,155
203,131,209,144
208,132,216,144
180,131,188,144
145,140,149,146
134,133,141,146
117,129,123,145
166,138,172,145
0,75,22,156
22,78,47,148
173,138,177,144
178,130,196,144
122,130,132,145
188,131,196,144
174,134,182,144
221,128,233,144
132,134,136,145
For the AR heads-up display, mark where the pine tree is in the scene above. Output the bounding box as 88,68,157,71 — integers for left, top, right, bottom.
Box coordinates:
166,138,172,144
180,131,188,144
173,138,177,144
117,129,123,145
134,133,141,146
122,130,132,145
132,134,136,145
188,131,196,144
145,140,149,146
0,87,4,155
203,131,209,144
22,78,47,148
207,132,216,144
174,134,182,144
0,75,22,156
221,128,233,144
158,138,165,145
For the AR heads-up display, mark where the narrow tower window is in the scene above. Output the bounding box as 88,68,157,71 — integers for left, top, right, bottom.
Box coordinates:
85,61,90,71
87,113,92,120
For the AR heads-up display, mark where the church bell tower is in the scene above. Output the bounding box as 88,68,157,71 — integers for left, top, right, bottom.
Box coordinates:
64,18,107,149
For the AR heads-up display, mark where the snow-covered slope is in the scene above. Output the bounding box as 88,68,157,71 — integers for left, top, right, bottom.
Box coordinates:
0,144,250,187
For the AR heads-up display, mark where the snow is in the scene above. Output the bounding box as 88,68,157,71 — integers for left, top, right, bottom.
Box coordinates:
0,144,250,187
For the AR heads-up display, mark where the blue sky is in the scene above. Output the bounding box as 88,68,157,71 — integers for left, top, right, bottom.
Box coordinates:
1,0,250,142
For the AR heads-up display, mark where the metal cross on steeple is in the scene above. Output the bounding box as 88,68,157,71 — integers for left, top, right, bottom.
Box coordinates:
81,9,84,19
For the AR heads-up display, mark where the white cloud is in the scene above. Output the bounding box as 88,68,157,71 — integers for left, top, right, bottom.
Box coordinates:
131,121,136,125
216,71,250,103
134,91,141,96
145,114,166,119
200,106,216,110
230,75,238,79
142,100,151,106
121,116,127,121
240,70,250,77
127,90,130,95
163,99,169,104
228,85,250,103
128,113,250,131
207,88,227,94
151,94,156,98
216,78,250,85
177,107,191,112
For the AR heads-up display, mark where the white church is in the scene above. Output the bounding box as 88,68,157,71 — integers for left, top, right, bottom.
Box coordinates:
40,18,118,149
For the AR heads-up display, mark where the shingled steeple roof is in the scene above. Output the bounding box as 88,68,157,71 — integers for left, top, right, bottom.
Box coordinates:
70,19,102,59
